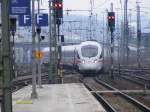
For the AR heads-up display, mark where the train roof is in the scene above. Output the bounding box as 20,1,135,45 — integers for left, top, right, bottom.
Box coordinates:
42,41,101,53
80,40,101,46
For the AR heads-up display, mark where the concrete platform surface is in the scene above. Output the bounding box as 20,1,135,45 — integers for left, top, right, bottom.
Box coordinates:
12,83,106,112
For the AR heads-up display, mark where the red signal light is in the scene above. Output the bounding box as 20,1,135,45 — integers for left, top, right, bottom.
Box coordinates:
108,12,115,31
55,3,62,8
108,16,115,20
58,3,62,8
111,16,115,19
108,16,111,20
54,0,63,18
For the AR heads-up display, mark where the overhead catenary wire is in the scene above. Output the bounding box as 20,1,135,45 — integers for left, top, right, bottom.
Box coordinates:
93,0,110,9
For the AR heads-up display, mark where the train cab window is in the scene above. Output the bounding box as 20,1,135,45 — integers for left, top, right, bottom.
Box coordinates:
81,45,98,58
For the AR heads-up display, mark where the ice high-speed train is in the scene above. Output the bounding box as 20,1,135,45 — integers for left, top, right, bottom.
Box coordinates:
42,40,103,73
75,41,103,73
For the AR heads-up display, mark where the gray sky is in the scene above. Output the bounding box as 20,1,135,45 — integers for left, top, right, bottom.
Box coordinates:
40,0,150,14
39,0,150,28
40,0,150,32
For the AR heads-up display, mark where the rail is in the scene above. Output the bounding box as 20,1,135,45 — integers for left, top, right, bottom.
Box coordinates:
84,81,117,112
95,77,150,112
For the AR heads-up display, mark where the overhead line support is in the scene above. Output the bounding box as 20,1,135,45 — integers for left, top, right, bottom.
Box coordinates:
1,0,13,111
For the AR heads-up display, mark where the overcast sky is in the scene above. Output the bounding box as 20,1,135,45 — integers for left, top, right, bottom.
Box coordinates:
39,0,150,32
39,0,150,25
0,0,149,18
40,0,150,15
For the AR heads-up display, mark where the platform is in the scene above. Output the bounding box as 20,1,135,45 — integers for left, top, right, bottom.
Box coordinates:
12,83,106,112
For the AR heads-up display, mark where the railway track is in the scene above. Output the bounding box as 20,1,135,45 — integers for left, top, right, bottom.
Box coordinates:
82,76,150,112
113,67,150,89
114,66,150,75
52,68,150,112
81,77,116,112
114,65,150,71
96,77,150,111
120,75,150,89
1,68,150,112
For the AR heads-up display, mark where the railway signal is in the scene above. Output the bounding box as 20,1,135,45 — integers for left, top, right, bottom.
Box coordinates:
54,0,63,19
108,11,115,80
41,36,45,40
61,35,64,42
54,0,63,83
108,12,115,32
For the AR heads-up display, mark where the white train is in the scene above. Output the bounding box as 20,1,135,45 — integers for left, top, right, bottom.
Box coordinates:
75,40,103,73
42,40,103,74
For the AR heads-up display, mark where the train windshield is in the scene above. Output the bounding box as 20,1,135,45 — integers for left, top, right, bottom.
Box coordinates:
81,45,98,58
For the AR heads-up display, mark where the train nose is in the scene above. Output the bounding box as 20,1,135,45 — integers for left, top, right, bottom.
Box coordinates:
78,61,102,71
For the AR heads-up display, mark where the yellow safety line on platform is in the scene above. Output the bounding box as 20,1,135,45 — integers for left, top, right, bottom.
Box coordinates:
16,100,33,104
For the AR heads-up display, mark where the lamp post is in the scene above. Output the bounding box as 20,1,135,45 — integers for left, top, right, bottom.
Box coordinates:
48,0,52,83
31,0,38,99
37,0,42,88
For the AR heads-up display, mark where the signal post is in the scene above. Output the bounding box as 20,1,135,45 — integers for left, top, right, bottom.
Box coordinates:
54,0,63,83
48,0,59,83
108,11,115,79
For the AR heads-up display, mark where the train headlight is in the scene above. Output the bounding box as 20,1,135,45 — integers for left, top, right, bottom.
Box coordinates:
94,60,98,63
82,60,85,63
